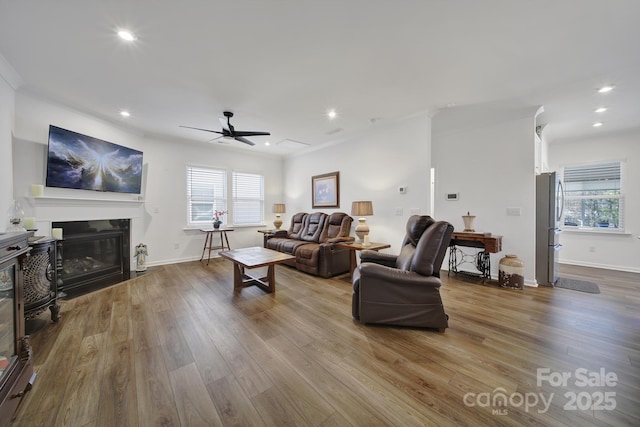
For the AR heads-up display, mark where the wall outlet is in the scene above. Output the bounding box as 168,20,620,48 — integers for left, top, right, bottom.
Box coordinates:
506,207,521,216
410,208,420,215
174,243,180,250
395,208,403,216
589,246,595,253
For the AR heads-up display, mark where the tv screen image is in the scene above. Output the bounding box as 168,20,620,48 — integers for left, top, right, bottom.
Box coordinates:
46,125,143,194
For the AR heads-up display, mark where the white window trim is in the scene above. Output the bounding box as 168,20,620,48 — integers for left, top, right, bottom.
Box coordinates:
186,165,266,228
560,160,626,233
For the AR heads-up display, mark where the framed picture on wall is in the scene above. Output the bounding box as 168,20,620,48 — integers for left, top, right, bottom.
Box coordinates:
312,171,340,208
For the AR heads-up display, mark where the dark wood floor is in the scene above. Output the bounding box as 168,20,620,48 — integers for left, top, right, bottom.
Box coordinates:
10,260,640,426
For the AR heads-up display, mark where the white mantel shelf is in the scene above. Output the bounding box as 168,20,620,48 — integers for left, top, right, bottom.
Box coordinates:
28,196,145,204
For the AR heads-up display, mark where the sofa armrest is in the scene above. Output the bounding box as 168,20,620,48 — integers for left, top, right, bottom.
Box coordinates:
324,236,355,244
358,263,442,303
360,250,397,268
268,230,288,239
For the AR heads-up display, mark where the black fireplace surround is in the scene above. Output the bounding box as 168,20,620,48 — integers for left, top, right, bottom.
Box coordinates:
52,219,130,297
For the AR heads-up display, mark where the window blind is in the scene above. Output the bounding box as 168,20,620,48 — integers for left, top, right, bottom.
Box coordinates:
232,172,264,225
186,166,226,225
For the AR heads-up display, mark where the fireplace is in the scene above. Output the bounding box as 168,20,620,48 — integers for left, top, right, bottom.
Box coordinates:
52,219,130,297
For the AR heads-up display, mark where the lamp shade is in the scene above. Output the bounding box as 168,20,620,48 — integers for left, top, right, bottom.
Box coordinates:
273,203,286,213
351,201,373,216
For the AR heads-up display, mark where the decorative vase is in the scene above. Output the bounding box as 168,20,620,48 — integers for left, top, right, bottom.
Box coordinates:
213,221,221,229
498,254,524,289
273,214,283,230
7,200,26,231
462,211,476,232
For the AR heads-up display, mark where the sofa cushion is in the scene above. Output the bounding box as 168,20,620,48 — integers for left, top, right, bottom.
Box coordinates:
266,237,308,255
287,212,307,239
294,243,320,270
319,212,353,243
300,212,326,242
395,215,433,270
411,221,454,277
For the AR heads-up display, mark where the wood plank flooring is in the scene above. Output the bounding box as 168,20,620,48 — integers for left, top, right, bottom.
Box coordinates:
10,260,640,426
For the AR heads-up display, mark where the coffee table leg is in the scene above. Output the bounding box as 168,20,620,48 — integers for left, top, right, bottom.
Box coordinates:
266,265,275,293
232,262,244,290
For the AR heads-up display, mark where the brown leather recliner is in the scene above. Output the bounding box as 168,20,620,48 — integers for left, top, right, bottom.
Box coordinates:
352,215,454,331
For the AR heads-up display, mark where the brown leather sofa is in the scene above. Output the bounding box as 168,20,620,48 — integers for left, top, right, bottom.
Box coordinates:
264,212,354,278
352,215,454,331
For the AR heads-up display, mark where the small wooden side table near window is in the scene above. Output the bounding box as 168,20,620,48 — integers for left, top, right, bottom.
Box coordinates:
336,241,391,279
200,228,233,265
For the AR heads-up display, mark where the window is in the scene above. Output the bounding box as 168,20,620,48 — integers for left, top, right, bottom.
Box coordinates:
186,166,265,227
562,161,624,230
232,171,264,225
186,166,226,226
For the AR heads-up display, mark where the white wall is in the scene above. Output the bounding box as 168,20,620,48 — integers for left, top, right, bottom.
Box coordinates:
549,128,640,272
0,66,16,227
12,93,284,267
284,113,432,254
432,106,539,284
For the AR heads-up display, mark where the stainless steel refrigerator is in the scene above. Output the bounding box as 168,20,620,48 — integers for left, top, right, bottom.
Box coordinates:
535,172,564,286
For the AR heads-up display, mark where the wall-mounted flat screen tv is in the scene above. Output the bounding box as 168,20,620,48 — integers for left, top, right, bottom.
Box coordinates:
46,125,143,194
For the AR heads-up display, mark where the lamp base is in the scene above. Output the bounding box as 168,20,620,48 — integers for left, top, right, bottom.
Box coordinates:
355,218,369,245
273,214,283,230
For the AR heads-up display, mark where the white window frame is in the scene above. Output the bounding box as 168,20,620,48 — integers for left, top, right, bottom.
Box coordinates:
561,160,625,232
186,166,265,228
186,165,227,227
232,170,265,226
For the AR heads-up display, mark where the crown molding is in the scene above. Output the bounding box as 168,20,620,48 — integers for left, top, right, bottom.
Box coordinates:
0,52,23,89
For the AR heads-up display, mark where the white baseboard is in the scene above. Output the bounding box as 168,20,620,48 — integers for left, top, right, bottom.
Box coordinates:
560,260,640,274
144,255,203,268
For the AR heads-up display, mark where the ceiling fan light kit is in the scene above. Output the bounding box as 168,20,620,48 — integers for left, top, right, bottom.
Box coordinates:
180,111,270,146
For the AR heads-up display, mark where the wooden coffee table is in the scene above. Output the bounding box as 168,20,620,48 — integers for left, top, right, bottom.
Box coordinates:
219,247,295,293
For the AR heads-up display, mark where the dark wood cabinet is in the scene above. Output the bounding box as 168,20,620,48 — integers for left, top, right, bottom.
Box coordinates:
24,237,60,323
0,231,34,426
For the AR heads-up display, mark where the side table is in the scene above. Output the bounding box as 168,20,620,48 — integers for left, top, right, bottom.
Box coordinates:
200,228,233,265
335,241,391,279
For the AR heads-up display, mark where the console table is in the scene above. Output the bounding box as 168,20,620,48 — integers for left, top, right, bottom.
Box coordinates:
448,232,502,281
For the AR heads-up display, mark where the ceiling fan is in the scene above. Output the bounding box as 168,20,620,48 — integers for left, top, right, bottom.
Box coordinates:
180,111,270,146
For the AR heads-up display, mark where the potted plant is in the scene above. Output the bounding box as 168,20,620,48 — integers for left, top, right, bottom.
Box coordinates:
213,210,227,229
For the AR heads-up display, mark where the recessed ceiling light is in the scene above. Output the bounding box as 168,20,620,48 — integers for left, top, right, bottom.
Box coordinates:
598,85,614,93
594,107,607,113
264,142,270,146
117,30,136,41
120,110,131,117
593,122,604,127
327,109,337,120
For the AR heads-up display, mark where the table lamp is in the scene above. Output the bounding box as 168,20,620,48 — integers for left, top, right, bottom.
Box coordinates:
273,203,286,230
351,201,373,246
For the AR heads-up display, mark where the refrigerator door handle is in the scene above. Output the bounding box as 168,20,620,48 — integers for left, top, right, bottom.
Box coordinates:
557,179,565,222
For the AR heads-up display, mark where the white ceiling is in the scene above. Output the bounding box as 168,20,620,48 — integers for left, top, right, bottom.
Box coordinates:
1,0,639,155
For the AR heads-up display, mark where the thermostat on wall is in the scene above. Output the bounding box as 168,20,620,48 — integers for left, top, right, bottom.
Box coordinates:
446,193,459,201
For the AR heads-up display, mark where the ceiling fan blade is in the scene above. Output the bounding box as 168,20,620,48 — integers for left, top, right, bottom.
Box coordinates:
180,125,223,135
234,136,256,146
207,135,224,143
233,130,271,137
